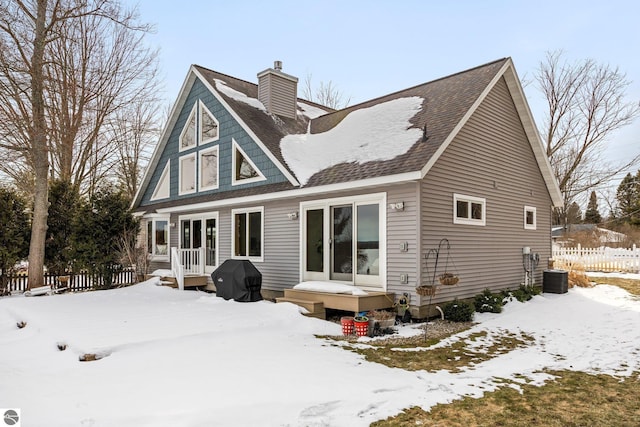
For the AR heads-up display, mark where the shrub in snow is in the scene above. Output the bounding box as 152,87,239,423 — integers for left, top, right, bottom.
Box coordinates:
0,187,29,292
502,285,541,303
474,289,503,313
443,298,474,322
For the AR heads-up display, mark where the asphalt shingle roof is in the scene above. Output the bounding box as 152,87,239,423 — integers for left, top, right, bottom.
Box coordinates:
195,58,509,188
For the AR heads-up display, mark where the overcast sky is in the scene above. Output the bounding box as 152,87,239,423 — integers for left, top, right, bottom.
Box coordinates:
126,0,640,187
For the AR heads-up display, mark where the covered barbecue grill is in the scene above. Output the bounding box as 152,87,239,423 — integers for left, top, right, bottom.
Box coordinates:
211,259,263,302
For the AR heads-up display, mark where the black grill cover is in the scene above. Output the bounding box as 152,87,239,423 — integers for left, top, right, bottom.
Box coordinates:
211,259,263,302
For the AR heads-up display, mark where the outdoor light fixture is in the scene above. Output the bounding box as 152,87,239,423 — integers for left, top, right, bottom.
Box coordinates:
287,211,299,220
388,202,405,211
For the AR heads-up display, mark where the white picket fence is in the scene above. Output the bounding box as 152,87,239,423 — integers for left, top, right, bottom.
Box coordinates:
552,244,640,273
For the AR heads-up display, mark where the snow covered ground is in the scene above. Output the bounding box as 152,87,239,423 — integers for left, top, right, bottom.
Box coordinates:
1,274,639,427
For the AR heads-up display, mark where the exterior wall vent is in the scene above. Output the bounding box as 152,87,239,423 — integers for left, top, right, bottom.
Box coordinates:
257,61,298,119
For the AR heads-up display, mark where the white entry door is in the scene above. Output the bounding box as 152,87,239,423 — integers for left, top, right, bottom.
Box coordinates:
180,213,218,273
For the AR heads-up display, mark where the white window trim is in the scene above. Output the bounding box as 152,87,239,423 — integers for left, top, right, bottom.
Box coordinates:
199,100,219,146
524,205,537,230
150,160,170,201
199,146,219,192
179,104,197,152
178,212,219,272
231,139,266,186
146,214,170,261
453,193,486,226
299,192,387,291
179,153,197,196
231,206,264,262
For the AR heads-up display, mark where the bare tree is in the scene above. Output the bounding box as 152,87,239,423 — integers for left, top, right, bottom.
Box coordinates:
536,50,640,225
0,0,156,289
302,73,350,109
45,3,159,195
107,100,160,200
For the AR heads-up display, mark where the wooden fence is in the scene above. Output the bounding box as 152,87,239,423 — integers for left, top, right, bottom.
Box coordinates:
552,244,640,273
2,268,137,294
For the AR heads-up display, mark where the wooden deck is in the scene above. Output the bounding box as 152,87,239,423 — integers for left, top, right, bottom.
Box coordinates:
278,289,395,319
148,274,209,289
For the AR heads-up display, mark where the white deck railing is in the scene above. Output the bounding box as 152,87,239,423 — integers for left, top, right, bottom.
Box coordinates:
552,244,640,273
170,247,185,291
177,248,205,275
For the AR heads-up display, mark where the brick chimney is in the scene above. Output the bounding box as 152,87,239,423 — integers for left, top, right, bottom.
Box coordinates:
257,60,298,119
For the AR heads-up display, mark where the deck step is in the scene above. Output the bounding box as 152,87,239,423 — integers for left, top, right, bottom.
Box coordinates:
276,297,326,320
283,288,395,313
153,275,208,289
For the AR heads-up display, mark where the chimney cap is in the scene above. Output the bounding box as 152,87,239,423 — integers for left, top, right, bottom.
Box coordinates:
274,60,283,71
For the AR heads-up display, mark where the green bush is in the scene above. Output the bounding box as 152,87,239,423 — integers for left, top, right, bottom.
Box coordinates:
443,298,475,322
474,288,503,313
504,285,541,303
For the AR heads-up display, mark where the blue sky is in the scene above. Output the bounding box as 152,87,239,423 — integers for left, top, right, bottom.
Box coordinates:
127,0,639,181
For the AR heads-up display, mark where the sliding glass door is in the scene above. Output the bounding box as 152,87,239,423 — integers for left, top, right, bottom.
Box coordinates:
302,195,384,289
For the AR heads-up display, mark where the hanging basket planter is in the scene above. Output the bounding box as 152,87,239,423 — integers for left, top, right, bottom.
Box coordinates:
416,285,437,296
439,272,459,286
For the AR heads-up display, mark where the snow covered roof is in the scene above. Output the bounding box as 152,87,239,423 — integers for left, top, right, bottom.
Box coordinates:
133,57,563,208
197,59,511,188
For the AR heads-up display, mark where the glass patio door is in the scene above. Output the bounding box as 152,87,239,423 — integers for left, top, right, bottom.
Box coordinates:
330,205,353,281
303,199,383,289
205,218,216,273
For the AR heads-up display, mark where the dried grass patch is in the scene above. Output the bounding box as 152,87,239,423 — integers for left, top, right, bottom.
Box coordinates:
372,370,640,426
589,276,640,296
333,327,534,373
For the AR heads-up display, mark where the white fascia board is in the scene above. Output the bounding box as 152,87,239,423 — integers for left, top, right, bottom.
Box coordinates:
191,68,300,187
155,171,421,214
132,68,198,209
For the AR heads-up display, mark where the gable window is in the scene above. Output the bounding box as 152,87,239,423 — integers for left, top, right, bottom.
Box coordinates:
146,217,169,259
199,101,219,145
232,207,263,261
232,139,265,185
524,206,537,230
179,153,196,195
199,146,219,191
179,104,197,151
150,160,170,201
453,193,486,226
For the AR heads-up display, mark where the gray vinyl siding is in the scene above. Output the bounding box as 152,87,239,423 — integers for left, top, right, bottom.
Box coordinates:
261,202,301,289
183,184,417,294
385,182,420,298
420,76,553,304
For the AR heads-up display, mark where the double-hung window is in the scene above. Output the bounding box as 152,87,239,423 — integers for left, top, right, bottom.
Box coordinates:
232,207,263,261
147,217,170,259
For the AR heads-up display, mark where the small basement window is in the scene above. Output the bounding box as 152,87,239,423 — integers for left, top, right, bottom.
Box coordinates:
453,193,486,226
524,206,537,230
